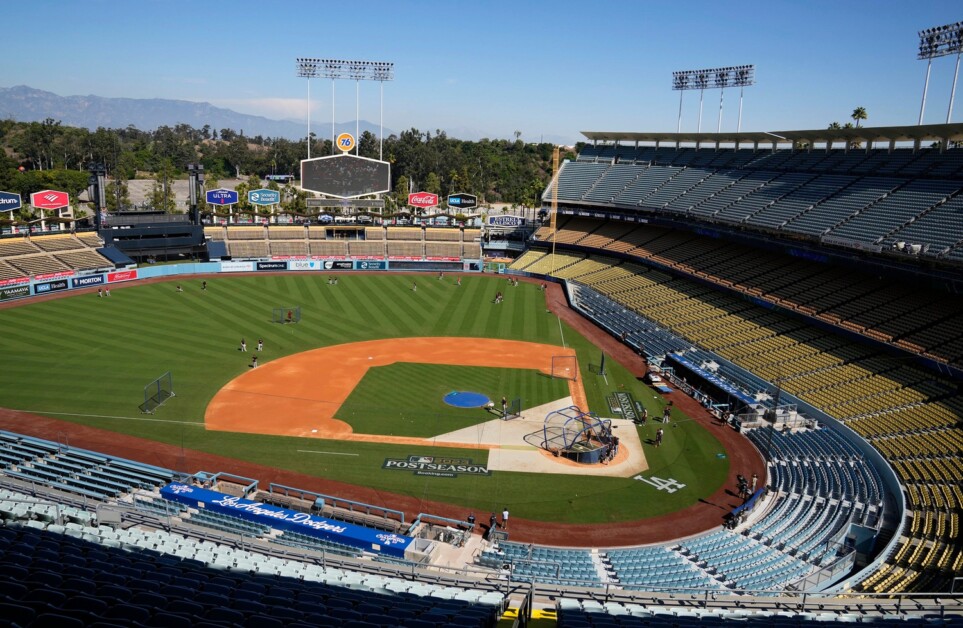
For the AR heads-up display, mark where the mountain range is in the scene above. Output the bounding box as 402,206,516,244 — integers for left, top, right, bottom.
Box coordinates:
0,85,388,141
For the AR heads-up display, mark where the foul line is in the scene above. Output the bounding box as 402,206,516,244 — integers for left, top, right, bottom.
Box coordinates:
18,411,204,426
297,450,360,456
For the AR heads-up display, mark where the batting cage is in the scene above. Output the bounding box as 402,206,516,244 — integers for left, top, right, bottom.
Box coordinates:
541,405,612,464
140,371,174,414
273,306,301,324
551,355,578,381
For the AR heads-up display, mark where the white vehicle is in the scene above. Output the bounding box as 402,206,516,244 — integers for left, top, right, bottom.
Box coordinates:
645,372,663,384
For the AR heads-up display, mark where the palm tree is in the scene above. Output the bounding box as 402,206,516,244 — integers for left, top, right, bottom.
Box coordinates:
851,106,868,128
828,122,842,130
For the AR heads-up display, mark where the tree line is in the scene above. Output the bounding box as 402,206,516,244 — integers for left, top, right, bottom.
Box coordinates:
0,118,575,218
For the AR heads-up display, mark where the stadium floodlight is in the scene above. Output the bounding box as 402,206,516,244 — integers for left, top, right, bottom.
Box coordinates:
296,58,395,159
916,21,963,124
672,65,755,133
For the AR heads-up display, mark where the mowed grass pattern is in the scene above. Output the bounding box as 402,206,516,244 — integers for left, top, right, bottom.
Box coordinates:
0,273,728,523
337,363,568,438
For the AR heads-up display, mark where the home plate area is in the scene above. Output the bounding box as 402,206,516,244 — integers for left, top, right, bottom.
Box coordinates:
432,399,648,477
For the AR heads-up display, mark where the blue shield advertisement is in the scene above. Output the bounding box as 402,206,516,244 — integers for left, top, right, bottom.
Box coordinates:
248,189,280,206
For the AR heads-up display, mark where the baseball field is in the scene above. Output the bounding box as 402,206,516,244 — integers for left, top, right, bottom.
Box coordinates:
0,272,736,527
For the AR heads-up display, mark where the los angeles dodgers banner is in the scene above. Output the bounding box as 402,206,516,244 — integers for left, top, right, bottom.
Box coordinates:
160,483,413,558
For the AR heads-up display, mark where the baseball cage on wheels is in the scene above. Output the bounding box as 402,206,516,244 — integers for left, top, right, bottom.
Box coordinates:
551,355,578,381
273,306,301,324
140,371,174,414
541,405,612,464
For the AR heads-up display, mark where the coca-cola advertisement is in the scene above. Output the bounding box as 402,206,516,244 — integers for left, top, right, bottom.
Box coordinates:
407,192,439,208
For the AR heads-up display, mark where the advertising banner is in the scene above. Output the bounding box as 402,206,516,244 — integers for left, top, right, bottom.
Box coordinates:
323,260,353,270
0,277,29,288
206,188,239,206
35,270,75,282
446,192,477,210
33,279,69,295
289,260,321,271
71,275,105,288
0,284,30,300
356,261,386,270
257,261,288,271
220,261,255,273
0,191,22,212
107,270,139,283
30,190,69,210
408,192,438,209
248,189,281,206
160,483,413,558
487,215,525,227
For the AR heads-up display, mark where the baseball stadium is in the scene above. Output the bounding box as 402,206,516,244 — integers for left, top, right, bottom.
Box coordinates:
3,65,963,628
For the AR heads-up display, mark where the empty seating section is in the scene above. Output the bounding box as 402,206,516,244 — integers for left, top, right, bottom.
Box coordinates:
203,226,225,241
0,238,41,257
678,530,814,591
364,226,385,240
606,546,719,590
54,249,112,270
75,232,104,248
828,180,960,245
768,175,895,235
0,507,505,627
582,164,644,203
527,246,963,592
536,220,963,367
0,232,112,276
386,227,423,240
386,241,424,257
886,193,963,255
268,241,308,256
309,240,348,256
546,161,609,201
558,146,963,250
479,543,599,585
225,226,265,240
613,166,681,206
348,240,385,257
425,228,461,241
31,234,85,252
7,254,70,276
425,242,461,258
267,227,305,240
227,241,268,258
0,259,26,280
550,217,597,244
0,431,172,500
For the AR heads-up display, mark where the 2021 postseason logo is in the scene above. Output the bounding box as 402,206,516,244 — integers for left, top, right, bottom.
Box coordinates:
382,455,490,478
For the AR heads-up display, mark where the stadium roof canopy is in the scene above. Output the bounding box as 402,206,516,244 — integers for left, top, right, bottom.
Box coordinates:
581,122,963,147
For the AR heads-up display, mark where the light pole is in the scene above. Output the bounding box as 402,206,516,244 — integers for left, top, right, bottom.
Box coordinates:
296,58,394,157
672,65,755,134
916,22,963,125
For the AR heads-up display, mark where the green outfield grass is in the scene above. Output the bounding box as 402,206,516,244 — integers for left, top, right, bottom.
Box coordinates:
0,273,728,523
336,363,569,438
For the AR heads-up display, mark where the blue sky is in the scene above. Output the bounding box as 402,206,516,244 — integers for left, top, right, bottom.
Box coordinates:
6,0,963,143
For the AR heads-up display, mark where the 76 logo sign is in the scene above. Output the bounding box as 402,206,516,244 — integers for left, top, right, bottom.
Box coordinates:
336,133,355,152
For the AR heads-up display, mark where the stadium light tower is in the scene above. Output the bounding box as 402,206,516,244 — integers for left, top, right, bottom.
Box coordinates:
296,58,321,159
917,21,963,124
672,65,754,134
296,58,395,159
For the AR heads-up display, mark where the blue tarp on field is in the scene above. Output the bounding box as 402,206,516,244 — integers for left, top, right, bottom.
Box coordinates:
160,482,413,558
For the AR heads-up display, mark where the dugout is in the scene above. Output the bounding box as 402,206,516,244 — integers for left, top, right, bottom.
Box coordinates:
542,406,614,464
664,353,754,415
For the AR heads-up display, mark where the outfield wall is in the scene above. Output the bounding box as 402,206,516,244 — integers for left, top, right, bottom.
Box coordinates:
0,258,484,303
